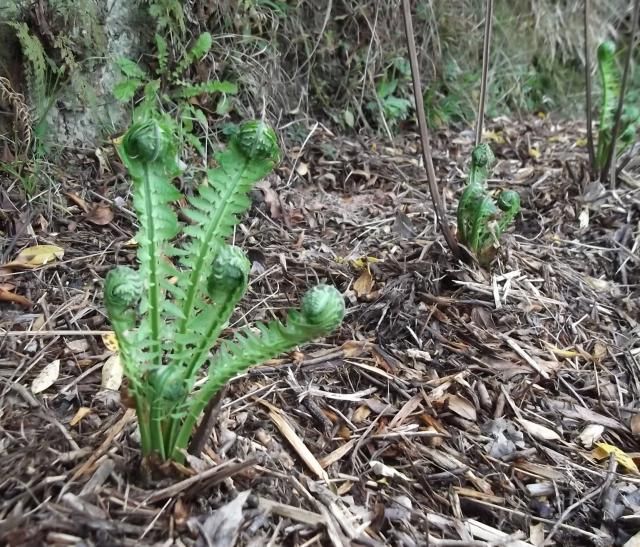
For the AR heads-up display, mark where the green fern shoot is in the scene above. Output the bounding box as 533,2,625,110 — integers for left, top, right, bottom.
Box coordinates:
104,116,344,462
457,143,521,266
594,40,639,172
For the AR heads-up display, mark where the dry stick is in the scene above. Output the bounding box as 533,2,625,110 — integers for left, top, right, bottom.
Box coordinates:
601,0,640,184
583,0,595,174
401,0,462,260
474,0,494,147
188,385,227,457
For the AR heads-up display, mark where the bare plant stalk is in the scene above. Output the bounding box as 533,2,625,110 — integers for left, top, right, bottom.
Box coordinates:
583,0,595,174
401,0,462,259
601,0,640,183
475,0,494,147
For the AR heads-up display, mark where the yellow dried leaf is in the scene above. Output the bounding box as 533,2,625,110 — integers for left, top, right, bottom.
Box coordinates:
70,407,92,426
349,256,380,269
483,130,505,144
575,137,588,147
528,147,540,159
4,245,64,269
101,331,119,352
592,442,639,474
353,268,374,297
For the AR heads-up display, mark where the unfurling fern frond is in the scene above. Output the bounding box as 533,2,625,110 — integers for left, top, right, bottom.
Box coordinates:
104,115,344,463
172,121,280,360
595,40,620,170
456,143,520,266
172,285,345,460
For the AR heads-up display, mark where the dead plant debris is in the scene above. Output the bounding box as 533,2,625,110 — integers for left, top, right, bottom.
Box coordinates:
1,116,639,546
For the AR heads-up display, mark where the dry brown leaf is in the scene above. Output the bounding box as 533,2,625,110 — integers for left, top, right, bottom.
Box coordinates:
3,244,64,270
352,404,371,424
31,359,60,394
101,354,123,391
517,418,561,442
65,192,90,212
70,407,92,426
86,203,114,225
444,394,477,421
631,415,640,437
0,286,33,308
255,180,282,220
353,268,374,297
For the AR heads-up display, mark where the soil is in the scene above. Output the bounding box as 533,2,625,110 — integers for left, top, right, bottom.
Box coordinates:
1,115,639,546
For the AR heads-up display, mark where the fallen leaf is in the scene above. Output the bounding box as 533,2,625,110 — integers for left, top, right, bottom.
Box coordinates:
528,147,540,160
101,331,119,352
0,286,33,308
191,490,251,547
255,180,282,219
578,208,589,229
353,269,374,297
3,244,64,270
483,130,506,144
66,339,89,354
623,530,640,547
296,162,309,177
65,192,90,212
577,424,604,448
31,359,60,394
101,354,123,391
86,203,114,225
70,407,92,426
352,404,371,424
630,415,640,437
444,394,477,421
517,418,561,442
592,442,639,474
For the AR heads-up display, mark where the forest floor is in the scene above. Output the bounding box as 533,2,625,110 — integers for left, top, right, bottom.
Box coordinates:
1,116,640,547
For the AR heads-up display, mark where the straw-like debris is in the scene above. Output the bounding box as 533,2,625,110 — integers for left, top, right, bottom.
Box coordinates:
1,116,639,546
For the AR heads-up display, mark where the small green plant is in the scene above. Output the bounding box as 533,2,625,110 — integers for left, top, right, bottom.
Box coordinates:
367,58,413,131
104,116,344,462
593,40,639,172
423,58,477,129
457,143,521,266
113,31,237,156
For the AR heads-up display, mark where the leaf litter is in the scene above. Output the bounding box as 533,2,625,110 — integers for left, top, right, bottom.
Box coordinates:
0,116,639,545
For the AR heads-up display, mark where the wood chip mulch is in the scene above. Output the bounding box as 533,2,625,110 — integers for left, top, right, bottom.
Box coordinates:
1,115,639,546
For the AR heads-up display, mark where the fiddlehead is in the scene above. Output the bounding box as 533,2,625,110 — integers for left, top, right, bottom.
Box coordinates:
457,143,519,265
171,284,345,461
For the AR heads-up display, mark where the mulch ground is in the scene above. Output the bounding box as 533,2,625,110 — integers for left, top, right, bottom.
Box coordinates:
1,115,639,547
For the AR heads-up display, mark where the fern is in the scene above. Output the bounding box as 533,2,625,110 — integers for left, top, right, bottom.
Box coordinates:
105,116,344,462
172,32,213,80
594,40,640,172
171,80,237,99
9,22,50,121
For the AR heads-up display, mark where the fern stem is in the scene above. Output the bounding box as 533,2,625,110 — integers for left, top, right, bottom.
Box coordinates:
173,156,250,356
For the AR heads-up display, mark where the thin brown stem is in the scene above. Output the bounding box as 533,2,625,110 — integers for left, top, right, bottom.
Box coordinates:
601,0,640,184
475,0,494,147
401,0,462,259
584,0,595,175
187,386,227,457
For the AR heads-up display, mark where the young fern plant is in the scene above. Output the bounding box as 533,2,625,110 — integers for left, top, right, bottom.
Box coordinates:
104,116,345,462
457,143,521,267
593,40,639,173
